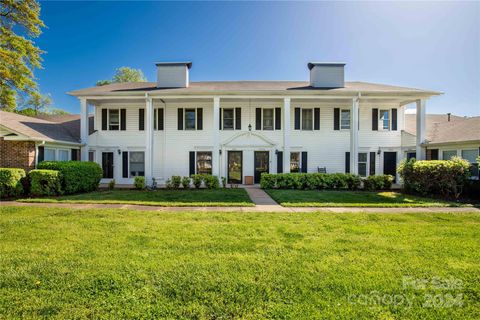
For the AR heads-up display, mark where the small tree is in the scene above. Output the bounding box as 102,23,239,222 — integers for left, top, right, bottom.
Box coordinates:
96,67,147,86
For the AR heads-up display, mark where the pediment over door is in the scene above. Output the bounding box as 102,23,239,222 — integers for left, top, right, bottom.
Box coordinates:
221,132,276,148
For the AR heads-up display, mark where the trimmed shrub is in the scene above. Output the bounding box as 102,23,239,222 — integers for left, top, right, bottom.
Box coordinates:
181,176,191,189
170,176,182,189
221,177,227,188
37,161,102,194
0,168,26,198
191,174,202,189
108,179,116,190
134,176,146,190
398,157,470,199
363,175,393,191
382,175,394,190
29,170,62,196
260,172,362,190
203,175,220,189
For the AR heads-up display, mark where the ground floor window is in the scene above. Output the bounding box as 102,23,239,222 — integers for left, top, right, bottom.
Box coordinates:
129,152,145,177
358,153,367,177
88,150,95,162
197,152,212,175
44,148,56,161
290,152,300,173
406,152,416,161
58,149,69,161
442,150,457,160
461,149,479,178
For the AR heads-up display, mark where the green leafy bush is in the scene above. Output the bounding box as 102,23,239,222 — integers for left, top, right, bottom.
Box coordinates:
398,157,470,199
29,170,62,196
0,168,26,198
108,179,115,190
134,176,145,190
260,172,363,190
181,176,191,189
170,176,182,189
191,174,202,189
363,175,393,191
38,161,102,194
221,177,227,188
203,175,220,189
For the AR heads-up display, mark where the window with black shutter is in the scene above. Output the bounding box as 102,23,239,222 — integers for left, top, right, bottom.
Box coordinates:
255,108,262,130
277,151,283,173
122,152,129,178
139,108,145,131
314,108,320,130
197,108,203,130
37,146,44,163
345,152,350,173
275,108,281,130
369,152,376,176
301,152,308,173
235,108,242,130
189,151,195,176
101,109,108,130
334,108,340,130
391,108,397,131
372,108,378,131
158,108,164,130
177,108,184,130
294,108,301,130
120,109,126,131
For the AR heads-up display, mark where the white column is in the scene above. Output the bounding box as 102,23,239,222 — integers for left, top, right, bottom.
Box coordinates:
145,96,154,184
350,97,359,174
80,98,88,161
212,97,220,177
416,99,426,160
283,98,291,173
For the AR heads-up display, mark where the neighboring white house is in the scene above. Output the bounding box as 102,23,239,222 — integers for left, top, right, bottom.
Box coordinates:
69,62,442,185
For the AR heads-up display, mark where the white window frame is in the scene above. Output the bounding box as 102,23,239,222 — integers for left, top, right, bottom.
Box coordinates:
129,151,145,178
358,152,368,177
108,109,120,131
301,108,314,131
262,108,274,131
340,109,350,130
57,149,70,162
222,108,235,130
88,150,96,162
379,109,390,131
184,108,197,130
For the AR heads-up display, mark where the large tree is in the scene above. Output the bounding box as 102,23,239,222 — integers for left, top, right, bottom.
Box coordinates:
96,67,147,86
0,0,45,111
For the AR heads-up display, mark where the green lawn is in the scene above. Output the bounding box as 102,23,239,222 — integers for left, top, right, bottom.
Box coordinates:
266,190,468,207
18,189,254,207
1,206,479,319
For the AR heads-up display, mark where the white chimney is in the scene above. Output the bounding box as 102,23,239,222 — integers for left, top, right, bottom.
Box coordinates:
308,62,345,88
156,62,192,88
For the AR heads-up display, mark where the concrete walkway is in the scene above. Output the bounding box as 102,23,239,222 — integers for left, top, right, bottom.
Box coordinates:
2,201,479,213
243,187,290,212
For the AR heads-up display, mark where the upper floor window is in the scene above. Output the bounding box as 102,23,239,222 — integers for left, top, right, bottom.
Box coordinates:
223,109,234,130
380,110,390,130
341,109,350,129
185,109,196,130
302,109,313,130
109,109,120,130
263,108,274,130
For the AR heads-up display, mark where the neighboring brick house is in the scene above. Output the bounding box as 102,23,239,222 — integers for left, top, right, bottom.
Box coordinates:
0,111,83,171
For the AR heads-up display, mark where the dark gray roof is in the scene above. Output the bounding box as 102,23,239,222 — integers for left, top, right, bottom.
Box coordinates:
0,111,81,144
308,62,346,70
405,114,480,144
155,62,192,68
68,81,441,97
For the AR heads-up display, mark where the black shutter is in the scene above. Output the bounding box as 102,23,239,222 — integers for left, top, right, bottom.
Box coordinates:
431,149,439,160
120,109,126,131
235,108,242,130
301,152,308,173
102,109,108,130
158,108,164,130
294,108,301,130
219,108,222,130
391,108,397,131
275,107,281,130
177,108,183,130
369,152,376,176
197,108,203,130
37,146,44,163
334,108,340,130
189,151,195,176
345,152,350,173
71,149,79,161
255,108,262,130
277,151,283,173
139,108,145,131
372,108,378,131
122,151,129,178
314,108,320,130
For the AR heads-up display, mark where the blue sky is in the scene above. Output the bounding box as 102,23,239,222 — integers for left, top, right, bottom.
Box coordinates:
36,1,479,115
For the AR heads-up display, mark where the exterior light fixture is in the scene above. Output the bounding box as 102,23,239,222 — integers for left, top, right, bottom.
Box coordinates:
219,149,222,155
248,124,252,131
377,148,381,155
117,149,121,155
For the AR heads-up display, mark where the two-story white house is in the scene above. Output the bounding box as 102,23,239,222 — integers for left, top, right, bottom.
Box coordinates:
69,62,440,185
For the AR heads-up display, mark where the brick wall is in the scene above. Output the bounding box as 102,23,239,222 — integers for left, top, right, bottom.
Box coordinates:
0,138,36,171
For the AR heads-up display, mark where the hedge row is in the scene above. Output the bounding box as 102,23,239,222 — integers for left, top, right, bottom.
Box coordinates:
38,161,102,194
398,157,471,199
260,173,394,191
166,175,220,189
0,168,26,198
